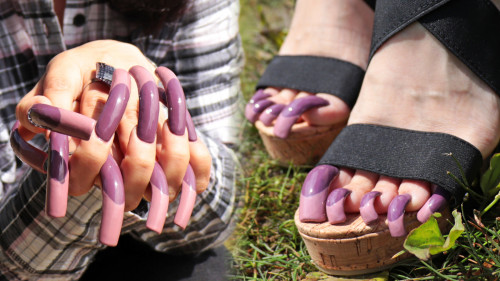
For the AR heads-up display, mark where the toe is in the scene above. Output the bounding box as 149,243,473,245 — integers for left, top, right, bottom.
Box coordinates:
343,170,379,212
398,179,431,211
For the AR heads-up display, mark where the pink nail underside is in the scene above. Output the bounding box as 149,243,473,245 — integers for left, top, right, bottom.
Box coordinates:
174,165,197,229
146,162,169,233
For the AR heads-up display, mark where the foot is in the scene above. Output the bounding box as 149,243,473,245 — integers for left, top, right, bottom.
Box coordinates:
246,0,374,130
302,22,500,236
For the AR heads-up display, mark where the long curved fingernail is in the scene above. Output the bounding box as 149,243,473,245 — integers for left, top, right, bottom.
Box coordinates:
185,111,197,142
245,90,271,123
155,67,186,136
28,104,96,140
130,66,159,143
147,162,169,233
326,188,351,224
245,99,274,123
46,132,69,218
259,103,285,126
359,191,382,224
388,194,411,237
10,121,47,173
99,155,125,246
299,165,339,222
417,187,448,223
273,96,329,139
174,164,197,229
95,69,131,142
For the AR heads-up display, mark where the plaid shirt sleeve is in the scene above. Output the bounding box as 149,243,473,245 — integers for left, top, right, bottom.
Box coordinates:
0,0,243,279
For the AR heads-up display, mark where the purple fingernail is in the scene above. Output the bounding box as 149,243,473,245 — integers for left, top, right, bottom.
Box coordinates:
130,66,159,144
95,69,131,142
158,87,167,106
326,188,351,224
273,96,329,139
245,90,271,123
299,165,339,222
99,155,125,246
28,104,95,140
259,103,285,126
155,67,186,136
10,122,47,174
147,162,169,233
359,191,382,224
417,187,448,223
186,111,197,142
46,132,69,218
174,164,197,229
388,194,411,237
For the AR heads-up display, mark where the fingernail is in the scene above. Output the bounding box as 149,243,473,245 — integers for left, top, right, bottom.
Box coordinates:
146,162,169,234
10,122,47,174
186,111,197,142
326,188,351,224
259,103,285,126
174,164,197,229
95,69,131,142
158,87,167,106
155,67,186,136
245,90,271,123
245,99,274,123
417,187,448,223
99,155,125,246
130,66,159,143
299,165,339,222
28,104,95,140
359,191,382,224
387,194,411,237
273,96,329,139
46,132,69,218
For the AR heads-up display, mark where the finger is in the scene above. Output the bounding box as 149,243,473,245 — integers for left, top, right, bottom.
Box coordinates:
69,69,130,195
174,164,197,229
99,154,125,247
188,138,212,193
46,132,69,218
17,92,53,139
299,165,339,223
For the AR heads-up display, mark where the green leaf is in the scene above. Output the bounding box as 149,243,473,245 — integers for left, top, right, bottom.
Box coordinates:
480,153,500,198
404,210,464,260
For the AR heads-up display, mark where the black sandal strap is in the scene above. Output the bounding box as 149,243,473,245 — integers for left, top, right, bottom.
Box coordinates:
318,124,483,204
370,0,500,95
256,55,364,108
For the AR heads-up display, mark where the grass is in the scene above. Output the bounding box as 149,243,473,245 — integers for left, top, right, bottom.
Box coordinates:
231,0,500,280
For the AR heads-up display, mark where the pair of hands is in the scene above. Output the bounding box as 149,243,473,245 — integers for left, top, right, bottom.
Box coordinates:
15,40,211,213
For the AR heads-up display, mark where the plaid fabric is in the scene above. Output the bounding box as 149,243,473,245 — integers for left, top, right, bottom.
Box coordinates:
0,0,244,280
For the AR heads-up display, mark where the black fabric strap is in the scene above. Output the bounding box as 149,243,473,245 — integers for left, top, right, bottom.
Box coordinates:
256,55,364,108
370,0,500,95
318,124,483,204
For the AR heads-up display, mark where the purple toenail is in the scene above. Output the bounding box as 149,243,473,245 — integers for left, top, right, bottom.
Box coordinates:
326,188,351,224
359,191,382,224
299,165,339,223
259,103,286,126
417,187,448,223
387,194,411,237
245,99,274,123
273,96,328,139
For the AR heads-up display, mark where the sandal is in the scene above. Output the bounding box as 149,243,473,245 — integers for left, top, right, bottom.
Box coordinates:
245,0,375,166
296,0,500,275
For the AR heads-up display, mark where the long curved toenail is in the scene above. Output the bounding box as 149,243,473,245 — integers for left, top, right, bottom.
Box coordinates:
387,194,411,237
259,103,286,126
99,154,125,246
273,96,328,139
147,162,169,233
359,191,382,224
46,132,69,218
245,99,275,123
245,90,271,122
417,187,449,223
299,165,339,222
326,187,351,224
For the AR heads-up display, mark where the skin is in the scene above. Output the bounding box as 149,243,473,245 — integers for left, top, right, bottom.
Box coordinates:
16,41,210,211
